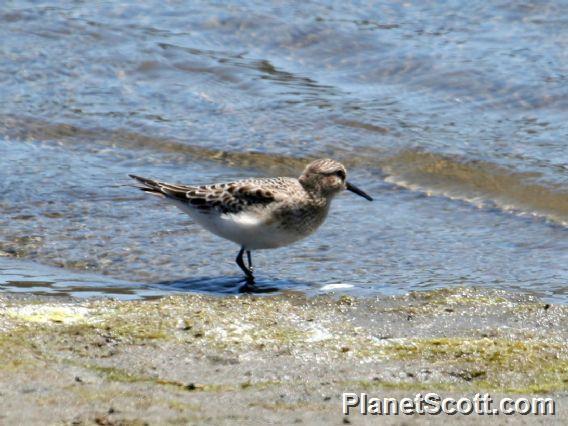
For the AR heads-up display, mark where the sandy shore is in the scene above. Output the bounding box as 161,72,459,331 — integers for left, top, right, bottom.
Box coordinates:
0,287,566,424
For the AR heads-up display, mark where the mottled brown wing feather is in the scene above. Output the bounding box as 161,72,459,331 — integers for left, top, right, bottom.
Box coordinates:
129,175,277,214
220,183,276,213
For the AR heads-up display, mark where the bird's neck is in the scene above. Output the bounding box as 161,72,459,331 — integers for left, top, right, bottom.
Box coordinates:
305,189,333,208
299,180,337,207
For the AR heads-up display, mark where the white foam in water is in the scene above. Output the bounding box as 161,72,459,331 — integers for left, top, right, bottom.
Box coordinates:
320,283,354,291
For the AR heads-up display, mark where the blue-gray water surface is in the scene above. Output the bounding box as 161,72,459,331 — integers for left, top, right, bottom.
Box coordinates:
0,1,567,301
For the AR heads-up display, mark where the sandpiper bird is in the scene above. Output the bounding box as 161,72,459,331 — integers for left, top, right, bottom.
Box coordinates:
129,159,372,281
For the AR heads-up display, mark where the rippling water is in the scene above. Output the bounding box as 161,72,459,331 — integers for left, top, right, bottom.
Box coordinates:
1,1,566,301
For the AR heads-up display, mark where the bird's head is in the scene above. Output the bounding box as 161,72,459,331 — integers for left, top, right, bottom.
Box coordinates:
298,159,373,201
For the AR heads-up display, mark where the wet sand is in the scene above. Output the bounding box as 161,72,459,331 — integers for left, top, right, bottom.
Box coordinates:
0,287,566,424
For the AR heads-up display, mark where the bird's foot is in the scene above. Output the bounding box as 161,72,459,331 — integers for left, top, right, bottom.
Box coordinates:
244,270,255,283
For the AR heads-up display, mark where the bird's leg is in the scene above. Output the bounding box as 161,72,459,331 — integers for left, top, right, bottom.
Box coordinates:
246,250,254,272
236,247,254,281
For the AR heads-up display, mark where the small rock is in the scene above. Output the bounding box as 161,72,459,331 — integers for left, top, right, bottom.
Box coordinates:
176,319,192,330
94,416,111,426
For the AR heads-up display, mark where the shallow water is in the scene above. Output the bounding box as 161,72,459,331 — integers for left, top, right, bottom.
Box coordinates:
1,1,567,302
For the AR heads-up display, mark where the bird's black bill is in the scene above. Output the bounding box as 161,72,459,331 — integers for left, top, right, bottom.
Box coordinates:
346,182,373,201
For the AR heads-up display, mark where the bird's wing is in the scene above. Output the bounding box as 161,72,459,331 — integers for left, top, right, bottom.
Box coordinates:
129,175,282,214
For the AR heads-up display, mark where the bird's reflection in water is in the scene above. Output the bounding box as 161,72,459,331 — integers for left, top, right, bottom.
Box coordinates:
155,275,311,295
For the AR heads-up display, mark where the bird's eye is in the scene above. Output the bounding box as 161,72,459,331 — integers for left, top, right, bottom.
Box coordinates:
335,170,346,180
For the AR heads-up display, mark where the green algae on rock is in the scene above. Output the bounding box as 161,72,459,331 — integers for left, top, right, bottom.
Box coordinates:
0,288,566,424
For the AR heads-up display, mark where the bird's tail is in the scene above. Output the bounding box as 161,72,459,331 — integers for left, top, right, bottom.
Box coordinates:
129,174,199,203
129,174,166,196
